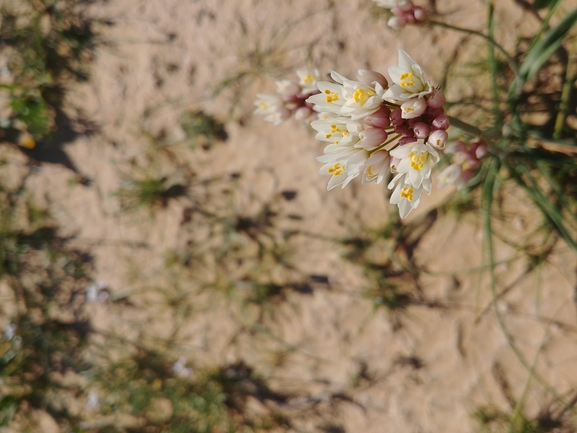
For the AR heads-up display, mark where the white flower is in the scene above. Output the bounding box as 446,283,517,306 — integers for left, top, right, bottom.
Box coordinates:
296,68,320,94
254,94,290,125
310,118,362,146
317,147,367,191
87,390,100,411
437,164,461,187
86,281,109,303
331,71,385,120
362,150,390,184
307,71,385,120
390,142,439,188
173,357,193,378
275,79,300,96
306,81,344,114
384,49,433,101
388,173,430,219
3,324,15,341
400,98,427,119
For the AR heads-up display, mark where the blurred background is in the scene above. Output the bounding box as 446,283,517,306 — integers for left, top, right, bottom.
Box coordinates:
0,0,576,432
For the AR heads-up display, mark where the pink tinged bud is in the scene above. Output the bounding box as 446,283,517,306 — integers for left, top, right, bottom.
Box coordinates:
413,6,427,22
391,108,404,125
404,11,417,24
401,98,427,119
364,106,391,128
452,151,473,165
399,135,416,145
428,129,448,149
387,16,406,29
475,144,488,159
427,89,446,108
390,156,401,173
463,158,480,171
457,169,475,190
357,70,388,89
432,114,450,130
394,123,411,135
358,128,388,150
412,122,430,139
445,140,466,154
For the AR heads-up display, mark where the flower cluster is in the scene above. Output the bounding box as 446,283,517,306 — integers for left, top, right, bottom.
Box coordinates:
254,69,321,125
438,138,488,190
373,0,427,29
305,49,450,218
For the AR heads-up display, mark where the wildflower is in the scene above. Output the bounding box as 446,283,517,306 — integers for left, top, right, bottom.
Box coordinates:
384,49,433,101
428,129,448,149
275,79,300,97
310,117,362,147
87,390,100,411
388,173,431,219
3,324,15,341
400,98,427,119
254,94,290,125
317,148,367,191
86,281,109,303
390,141,439,188
363,150,390,184
437,164,462,187
173,357,193,378
297,68,321,94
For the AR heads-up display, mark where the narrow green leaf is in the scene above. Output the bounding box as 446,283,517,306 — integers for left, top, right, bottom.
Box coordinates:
534,0,561,10
519,8,577,81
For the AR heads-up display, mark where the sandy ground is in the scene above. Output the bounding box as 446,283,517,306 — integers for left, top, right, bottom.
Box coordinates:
2,0,577,431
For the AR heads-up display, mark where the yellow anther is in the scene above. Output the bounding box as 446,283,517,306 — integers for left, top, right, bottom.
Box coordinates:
399,72,415,89
326,134,332,139
409,151,427,171
304,74,314,83
352,88,376,106
367,166,374,177
325,90,339,103
327,162,345,176
260,102,268,109
400,186,414,201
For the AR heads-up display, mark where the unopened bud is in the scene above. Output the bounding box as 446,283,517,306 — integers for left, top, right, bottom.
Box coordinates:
357,70,388,89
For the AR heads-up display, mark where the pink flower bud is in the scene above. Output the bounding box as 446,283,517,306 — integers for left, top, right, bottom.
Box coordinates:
391,108,404,125
445,140,466,154
358,128,388,150
432,114,450,130
394,123,411,135
462,158,480,171
457,169,475,190
452,151,472,165
428,129,448,149
412,122,430,139
357,70,388,89
427,89,446,108
364,106,391,128
399,135,416,145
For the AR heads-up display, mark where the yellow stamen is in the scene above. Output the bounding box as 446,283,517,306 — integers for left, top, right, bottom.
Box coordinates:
327,162,345,176
400,186,414,201
324,89,339,103
399,72,414,89
409,151,428,171
352,88,376,107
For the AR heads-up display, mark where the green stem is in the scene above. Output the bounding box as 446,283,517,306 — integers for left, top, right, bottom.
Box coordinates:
447,115,482,137
429,20,520,79
369,133,402,155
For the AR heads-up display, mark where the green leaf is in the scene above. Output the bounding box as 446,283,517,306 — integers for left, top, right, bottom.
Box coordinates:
519,8,577,81
534,0,560,9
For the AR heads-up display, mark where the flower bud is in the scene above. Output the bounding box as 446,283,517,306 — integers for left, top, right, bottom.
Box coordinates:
428,129,448,149
357,70,388,89
412,122,430,139
437,164,461,187
427,89,446,108
475,144,488,159
457,169,475,190
390,108,404,125
387,16,406,29
432,114,450,130
294,106,313,120
445,140,466,154
401,98,427,119
413,6,427,22
357,128,388,150
364,105,391,128
399,135,416,145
